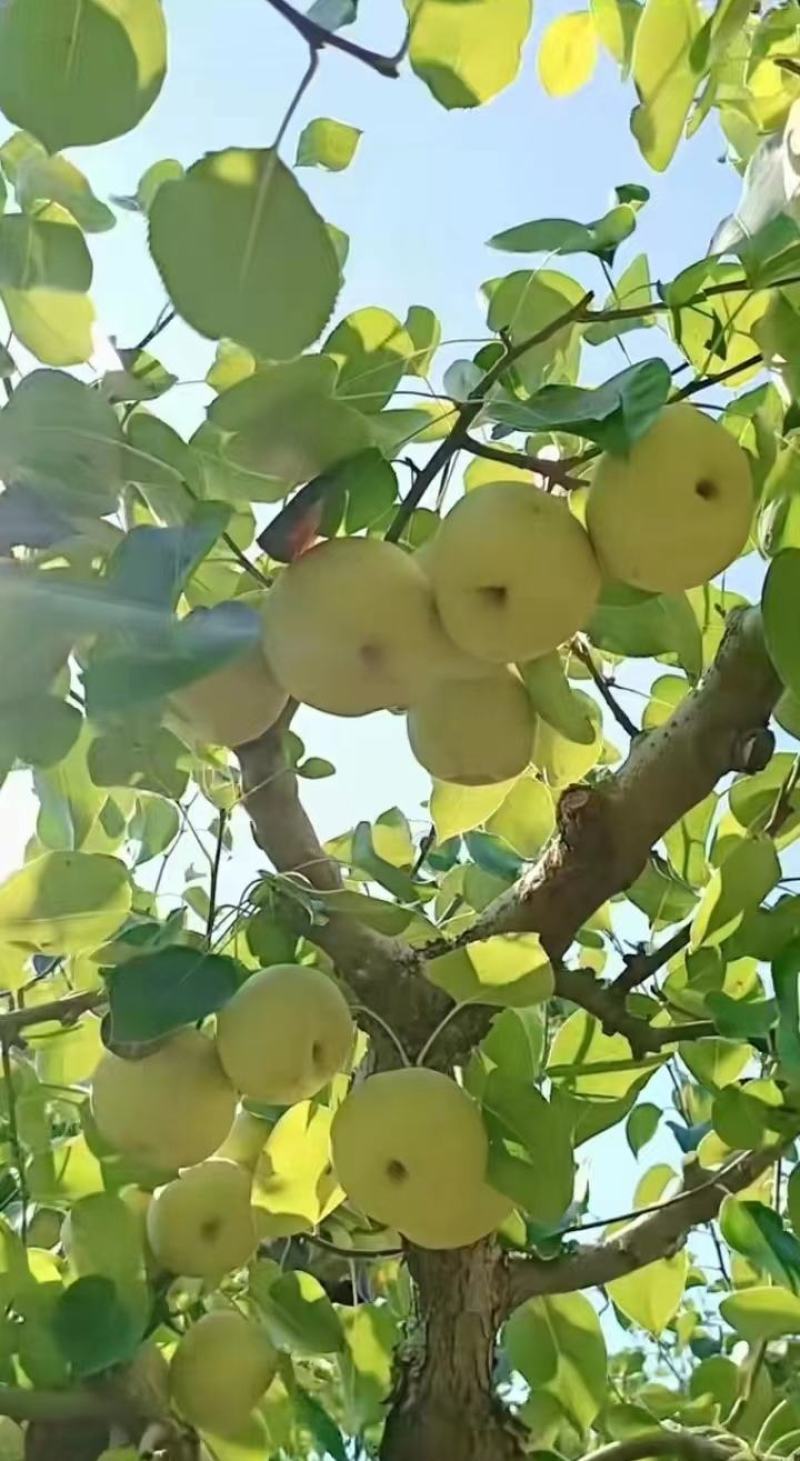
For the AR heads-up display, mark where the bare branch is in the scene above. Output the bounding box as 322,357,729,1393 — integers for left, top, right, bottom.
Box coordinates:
0,990,105,1042
262,0,404,77
385,292,594,541
552,964,714,1058
461,435,583,488
612,923,692,997
572,637,639,739
505,1141,785,1308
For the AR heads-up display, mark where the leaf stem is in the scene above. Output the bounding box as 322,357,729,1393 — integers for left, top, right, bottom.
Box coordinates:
262,0,404,77
573,637,639,739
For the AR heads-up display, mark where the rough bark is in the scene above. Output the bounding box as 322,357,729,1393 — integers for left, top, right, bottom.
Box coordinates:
505,1141,785,1309
380,1242,523,1461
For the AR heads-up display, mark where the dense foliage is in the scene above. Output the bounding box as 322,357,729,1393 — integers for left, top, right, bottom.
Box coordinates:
0,1,799,1460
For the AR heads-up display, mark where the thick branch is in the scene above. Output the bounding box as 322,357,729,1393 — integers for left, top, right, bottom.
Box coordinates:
440,607,779,958
552,965,713,1058
0,1386,110,1423
583,1431,740,1461
237,724,445,1060
505,1141,782,1308
612,924,692,997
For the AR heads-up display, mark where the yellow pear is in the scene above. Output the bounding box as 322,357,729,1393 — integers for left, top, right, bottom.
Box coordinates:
331,1068,512,1250
407,671,534,785
586,403,753,592
216,965,354,1105
171,643,287,749
427,482,601,663
169,1309,277,1437
147,1160,257,1278
262,536,472,715
90,1030,236,1172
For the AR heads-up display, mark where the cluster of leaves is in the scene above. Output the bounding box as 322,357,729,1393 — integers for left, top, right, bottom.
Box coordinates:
0,0,800,1458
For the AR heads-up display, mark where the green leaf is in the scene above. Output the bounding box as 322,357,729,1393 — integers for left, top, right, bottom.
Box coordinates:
588,583,702,680
626,1103,661,1156
0,369,123,516
404,305,441,377
773,939,800,1084
585,253,654,345
483,268,585,393
548,1010,664,1097
62,1193,147,1311
489,359,671,455
0,696,81,769
481,1007,546,1083
53,1275,143,1379
84,601,263,718
520,654,596,744
0,214,91,294
209,357,370,486
430,778,515,842
720,1198,800,1292
720,1286,800,1342
326,307,415,414
730,753,800,848
106,946,242,1044
681,1038,751,1092
255,1269,345,1354
483,1071,575,1223
608,1250,688,1335
426,934,554,1008
351,822,419,903
532,692,603,788
15,150,115,232
293,1387,347,1461
149,149,341,359
763,550,800,699
489,204,637,263
406,0,532,109
296,117,362,172
339,1304,397,1433
690,835,780,951
87,725,189,799
505,1292,607,1430
0,851,131,955
629,0,702,172
538,13,599,98
106,510,232,616
0,0,166,151
486,776,556,858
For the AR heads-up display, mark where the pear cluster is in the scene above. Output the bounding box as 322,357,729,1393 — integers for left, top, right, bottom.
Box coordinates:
171,404,753,786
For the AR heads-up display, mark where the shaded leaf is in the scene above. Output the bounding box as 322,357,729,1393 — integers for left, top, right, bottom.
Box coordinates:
106,946,242,1044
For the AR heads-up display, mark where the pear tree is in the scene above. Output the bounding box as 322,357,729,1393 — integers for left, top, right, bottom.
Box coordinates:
0,2,799,1461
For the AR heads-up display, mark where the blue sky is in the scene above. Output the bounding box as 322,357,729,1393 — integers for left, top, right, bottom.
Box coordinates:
0,1,761,1224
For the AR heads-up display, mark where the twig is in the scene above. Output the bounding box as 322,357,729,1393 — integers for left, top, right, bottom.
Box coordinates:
0,991,105,1041
262,0,405,77
206,809,228,943
1,1039,27,1240
132,304,176,354
578,274,800,327
306,1232,402,1260
674,353,765,401
612,923,692,996
273,46,319,150
462,435,583,487
385,291,594,541
573,638,639,739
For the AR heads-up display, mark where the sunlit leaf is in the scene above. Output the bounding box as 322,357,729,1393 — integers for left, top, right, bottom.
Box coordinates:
296,117,362,172
406,0,532,109
538,13,599,98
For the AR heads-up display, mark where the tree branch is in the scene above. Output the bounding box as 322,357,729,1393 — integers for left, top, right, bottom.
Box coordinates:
431,607,779,961
572,638,639,738
0,1386,111,1423
612,923,692,997
461,435,582,488
0,991,105,1041
236,719,446,1062
385,292,593,542
552,964,714,1058
262,0,404,77
582,1429,741,1461
505,1141,785,1308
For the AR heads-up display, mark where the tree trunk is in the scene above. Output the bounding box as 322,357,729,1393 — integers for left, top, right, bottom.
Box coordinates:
380,1241,524,1461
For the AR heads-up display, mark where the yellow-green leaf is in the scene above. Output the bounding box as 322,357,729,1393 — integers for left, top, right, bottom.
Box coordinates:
296,117,362,172
430,778,516,843
608,1249,688,1335
538,13,599,98
406,0,532,110
426,933,554,1008
630,0,702,171
505,1292,607,1429
253,1101,344,1237
548,1010,664,1097
486,776,555,858
720,1286,800,1341
690,834,780,951
0,852,131,954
